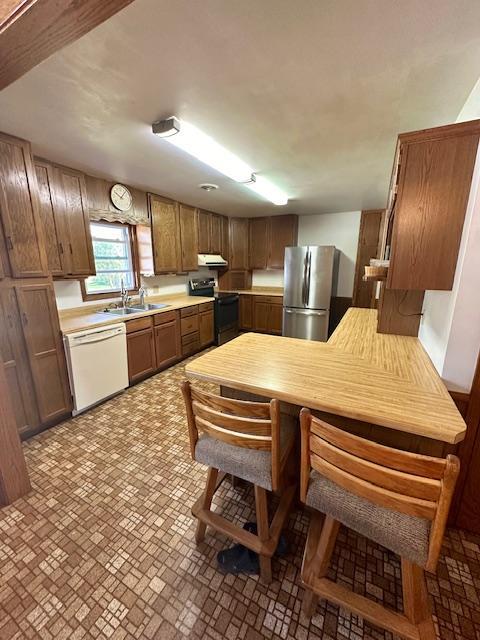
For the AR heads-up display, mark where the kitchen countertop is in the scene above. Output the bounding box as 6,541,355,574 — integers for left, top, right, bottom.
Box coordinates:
185,307,466,444
59,294,214,334
217,287,284,297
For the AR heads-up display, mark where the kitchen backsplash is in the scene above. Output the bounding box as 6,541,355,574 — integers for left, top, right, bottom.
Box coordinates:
53,268,215,310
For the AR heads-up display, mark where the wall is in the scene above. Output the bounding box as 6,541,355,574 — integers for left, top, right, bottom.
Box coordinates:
418,90,480,392
252,211,361,298
54,268,214,310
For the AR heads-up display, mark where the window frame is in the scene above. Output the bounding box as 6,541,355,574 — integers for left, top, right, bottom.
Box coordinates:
81,221,140,301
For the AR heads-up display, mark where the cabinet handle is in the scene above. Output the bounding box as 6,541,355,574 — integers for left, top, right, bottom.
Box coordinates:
58,242,64,254
5,236,13,251
69,243,73,255
22,312,28,326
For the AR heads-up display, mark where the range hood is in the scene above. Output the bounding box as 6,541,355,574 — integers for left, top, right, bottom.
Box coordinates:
198,254,228,267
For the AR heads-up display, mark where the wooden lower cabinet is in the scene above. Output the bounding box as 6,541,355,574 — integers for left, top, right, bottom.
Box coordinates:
127,324,156,383
252,296,283,335
199,309,214,347
155,312,181,369
15,282,72,425
0,287,40,435
239,295,253,330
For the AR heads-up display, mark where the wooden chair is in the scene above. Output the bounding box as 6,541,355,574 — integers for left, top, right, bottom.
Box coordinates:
181,380,297,583
299,408,460,640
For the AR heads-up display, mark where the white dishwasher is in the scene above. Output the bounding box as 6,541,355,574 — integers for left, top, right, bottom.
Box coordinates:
64,323,129,415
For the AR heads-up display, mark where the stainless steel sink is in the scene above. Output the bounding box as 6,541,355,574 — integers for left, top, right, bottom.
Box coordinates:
130,303,170,311
104,307,142,315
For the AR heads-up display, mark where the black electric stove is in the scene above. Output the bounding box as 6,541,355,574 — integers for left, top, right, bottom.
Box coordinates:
189,278,239,345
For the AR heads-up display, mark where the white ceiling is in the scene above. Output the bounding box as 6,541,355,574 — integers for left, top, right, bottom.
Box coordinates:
1,0,480,217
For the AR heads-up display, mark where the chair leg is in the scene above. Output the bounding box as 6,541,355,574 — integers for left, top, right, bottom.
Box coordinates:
302,513,340,617
401,559,436,640
195,467,219,544
254,485,272,584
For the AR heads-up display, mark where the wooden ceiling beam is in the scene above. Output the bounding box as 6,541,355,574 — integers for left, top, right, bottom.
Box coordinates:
0,0,136,90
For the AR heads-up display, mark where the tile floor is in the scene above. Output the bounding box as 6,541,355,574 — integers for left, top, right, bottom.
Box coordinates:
1,353,480,640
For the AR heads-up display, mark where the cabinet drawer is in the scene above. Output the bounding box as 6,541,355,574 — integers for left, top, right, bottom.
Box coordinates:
255,295,283,305
199,301,214,313
181,331,200,356
154,310,177,326
181,314,199,336
181,305,198,318
126,316,153,333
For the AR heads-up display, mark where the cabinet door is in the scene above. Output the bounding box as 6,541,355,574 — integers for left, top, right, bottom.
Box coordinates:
229,218,249,270
127,328,156,382
249,217,268,269
155,320,181,369
0,288,39,435
179,203,198,272
239,295,253,330
197,209,211,253
268,215,298,269
210,214,223,254
0,133,47,277
268,303,283,335
34,160,67,276
388,133,479,290
221,215,229,260
150,194,181,273
352,210,384,308
253,301,269,332
15,283,72,424
199,310,214,347
56,166,95,276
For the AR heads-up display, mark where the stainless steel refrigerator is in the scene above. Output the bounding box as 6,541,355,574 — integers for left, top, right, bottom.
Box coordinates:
283,246,337,342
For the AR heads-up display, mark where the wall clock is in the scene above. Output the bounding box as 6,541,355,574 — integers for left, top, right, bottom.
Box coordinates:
110,183,133,211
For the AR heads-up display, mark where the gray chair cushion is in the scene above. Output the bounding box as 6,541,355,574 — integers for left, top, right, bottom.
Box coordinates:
195,416,296,491
306,471,431,566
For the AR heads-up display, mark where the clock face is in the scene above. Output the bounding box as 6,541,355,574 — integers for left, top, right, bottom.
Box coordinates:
110,184,132,211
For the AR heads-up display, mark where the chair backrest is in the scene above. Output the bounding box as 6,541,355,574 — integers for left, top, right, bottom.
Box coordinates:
300,408,460,572
182,381,282,489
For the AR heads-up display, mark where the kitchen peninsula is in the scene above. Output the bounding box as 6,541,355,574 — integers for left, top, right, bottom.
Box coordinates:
185,308,466,454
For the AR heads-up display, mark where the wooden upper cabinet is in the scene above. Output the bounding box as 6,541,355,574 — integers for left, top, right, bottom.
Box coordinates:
221,215,229,260
229,218,249,270
34,160,66,276
249,217,269,269
0,132,47,278
210,214,223,254
267,214,298,269
15,282,71,423
55,166,95,276
197,209,211,253
387,121,480,291
179,203,198,272
149,194,181,273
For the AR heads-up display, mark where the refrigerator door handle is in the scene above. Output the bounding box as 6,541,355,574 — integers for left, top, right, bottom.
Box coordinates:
284,308,327,316
301,252,309,306
305,249,312,306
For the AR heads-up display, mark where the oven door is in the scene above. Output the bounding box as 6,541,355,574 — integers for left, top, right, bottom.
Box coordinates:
215,296,239,344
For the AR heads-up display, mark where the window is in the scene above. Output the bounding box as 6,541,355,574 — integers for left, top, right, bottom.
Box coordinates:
84,222,137,297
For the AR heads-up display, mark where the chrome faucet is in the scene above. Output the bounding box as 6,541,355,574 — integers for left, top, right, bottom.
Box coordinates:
139,285,146,307
120,278,130,309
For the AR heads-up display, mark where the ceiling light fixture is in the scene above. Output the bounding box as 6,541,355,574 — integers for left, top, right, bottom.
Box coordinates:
245,174,289,206
152,117,289,205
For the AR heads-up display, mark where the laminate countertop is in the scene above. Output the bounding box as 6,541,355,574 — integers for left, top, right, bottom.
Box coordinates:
186,308,466,444
59,294,214,335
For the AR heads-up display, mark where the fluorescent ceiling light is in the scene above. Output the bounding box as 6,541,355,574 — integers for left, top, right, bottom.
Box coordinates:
152,117,289,205
155,118,252,182
246,174,289,206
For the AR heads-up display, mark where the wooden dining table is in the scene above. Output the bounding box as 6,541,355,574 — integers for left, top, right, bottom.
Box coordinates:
185,308,466,456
